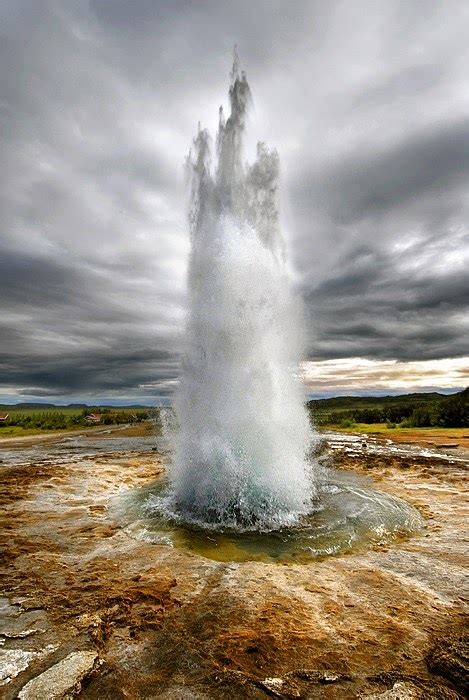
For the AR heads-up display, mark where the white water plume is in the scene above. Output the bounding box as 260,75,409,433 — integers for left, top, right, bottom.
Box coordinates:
167,54,317,530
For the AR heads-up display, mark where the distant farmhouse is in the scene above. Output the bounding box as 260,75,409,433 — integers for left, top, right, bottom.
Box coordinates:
85,413,103,423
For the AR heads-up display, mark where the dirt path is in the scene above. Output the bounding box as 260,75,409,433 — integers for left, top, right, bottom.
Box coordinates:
331,426,469,450
372,427,469,449
0,422,156,448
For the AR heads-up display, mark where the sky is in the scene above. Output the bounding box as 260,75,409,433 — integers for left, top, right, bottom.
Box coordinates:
1,0,468,404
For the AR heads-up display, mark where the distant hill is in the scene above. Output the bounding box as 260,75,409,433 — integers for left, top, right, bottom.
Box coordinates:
0,402,152,410
307,391,450,412
6,402,58,409
308,388,468,428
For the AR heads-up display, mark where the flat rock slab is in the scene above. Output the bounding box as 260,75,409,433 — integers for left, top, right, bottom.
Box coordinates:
0,645,57,686
364,681,419,699
0,649,38,686
17,650,99,700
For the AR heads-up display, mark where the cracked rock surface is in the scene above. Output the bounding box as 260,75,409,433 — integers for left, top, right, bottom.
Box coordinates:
17,651,99,699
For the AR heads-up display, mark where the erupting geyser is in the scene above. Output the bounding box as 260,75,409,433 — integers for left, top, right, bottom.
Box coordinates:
124,67,425,546
167,54,317,530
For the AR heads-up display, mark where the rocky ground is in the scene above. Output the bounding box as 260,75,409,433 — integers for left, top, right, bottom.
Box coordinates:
1,445,467,699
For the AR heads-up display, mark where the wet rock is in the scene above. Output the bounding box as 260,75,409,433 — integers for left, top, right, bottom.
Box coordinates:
257,669,350,697
156,686,210,699
364,681,419,698
0,597,21,619
362,679,462,699
17,650,100,699
426,627,469,694
0,608,48,639
289,669,347,683
259,676,290,697
363,675,461,699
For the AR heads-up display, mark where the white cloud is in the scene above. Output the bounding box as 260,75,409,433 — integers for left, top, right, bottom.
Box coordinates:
302,357,469,394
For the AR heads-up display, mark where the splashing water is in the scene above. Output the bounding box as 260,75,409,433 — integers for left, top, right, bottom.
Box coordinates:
164,54,317,531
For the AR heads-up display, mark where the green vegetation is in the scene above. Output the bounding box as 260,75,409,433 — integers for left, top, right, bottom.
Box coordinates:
1,390,467,438
308,388,468,429
0,404,161,436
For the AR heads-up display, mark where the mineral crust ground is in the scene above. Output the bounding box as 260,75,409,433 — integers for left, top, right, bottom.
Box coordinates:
1,443,467,699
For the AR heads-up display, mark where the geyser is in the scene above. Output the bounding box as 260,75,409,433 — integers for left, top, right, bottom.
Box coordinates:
167,54,317,530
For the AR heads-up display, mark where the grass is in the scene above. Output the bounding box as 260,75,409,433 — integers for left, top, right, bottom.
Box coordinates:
320,422,391,433
319,423,469,447
0,406,147,416
321,423,468,434
0,406,156,439
0,424,103,438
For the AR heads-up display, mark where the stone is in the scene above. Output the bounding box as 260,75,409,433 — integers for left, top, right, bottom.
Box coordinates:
0,645,57,685
156,686,210,699
260,676,286,695
17,650,99,699
0,607,48,639
364,681,418,698
0,649,38,685
426,627,469,694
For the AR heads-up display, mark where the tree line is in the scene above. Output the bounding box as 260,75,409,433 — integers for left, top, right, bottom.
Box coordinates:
310,388,468,428
0,408,156,431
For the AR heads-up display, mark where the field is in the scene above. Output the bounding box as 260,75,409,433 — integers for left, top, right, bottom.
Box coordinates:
0,404,156,438
0,390,466,442
319,422,469,448
0,405,150,414
309,388,467,429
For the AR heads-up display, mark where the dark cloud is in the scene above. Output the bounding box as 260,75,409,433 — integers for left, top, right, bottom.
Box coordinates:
299,118,469,224
302,243,469,362
0,248,81,305
0,0,467,400
0,343,180,399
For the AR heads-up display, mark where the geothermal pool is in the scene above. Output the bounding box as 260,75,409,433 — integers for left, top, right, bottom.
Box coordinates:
115,467,424,563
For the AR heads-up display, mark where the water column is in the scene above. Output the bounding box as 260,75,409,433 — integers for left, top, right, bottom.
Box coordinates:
169,55,317,530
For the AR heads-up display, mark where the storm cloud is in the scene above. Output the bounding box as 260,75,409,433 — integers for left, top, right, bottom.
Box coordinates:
0,0,468,401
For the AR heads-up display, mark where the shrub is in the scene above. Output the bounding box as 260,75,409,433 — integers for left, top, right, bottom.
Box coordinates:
339,418,355,428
